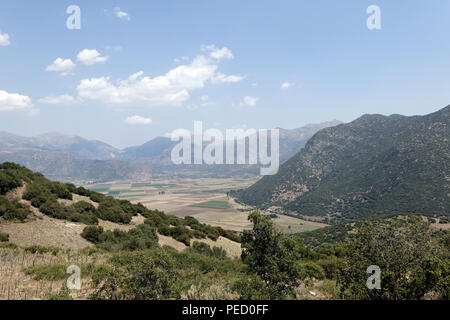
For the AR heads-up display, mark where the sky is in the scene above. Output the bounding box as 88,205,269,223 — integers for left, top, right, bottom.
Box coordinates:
1,0,450,148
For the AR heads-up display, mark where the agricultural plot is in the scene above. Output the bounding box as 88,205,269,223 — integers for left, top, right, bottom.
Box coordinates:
85,176,327,234
189,200,232,210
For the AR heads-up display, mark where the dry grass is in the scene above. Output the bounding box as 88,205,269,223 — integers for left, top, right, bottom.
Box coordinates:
191,236,242,259
0,246,104,300
0,217,93,250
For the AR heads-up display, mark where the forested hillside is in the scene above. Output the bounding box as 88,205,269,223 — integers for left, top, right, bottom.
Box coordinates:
235,106,450,224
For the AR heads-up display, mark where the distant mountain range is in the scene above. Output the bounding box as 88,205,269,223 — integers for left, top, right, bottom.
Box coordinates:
0,132,118,160
0,121,341,182
234,106,450,224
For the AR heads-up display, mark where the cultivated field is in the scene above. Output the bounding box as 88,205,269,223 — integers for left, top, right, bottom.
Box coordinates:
85,177,329,234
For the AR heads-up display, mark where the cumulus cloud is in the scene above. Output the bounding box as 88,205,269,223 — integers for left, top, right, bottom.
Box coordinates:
202,45,234,60
281,81,295,89
240,96,259,107
114,7,130,21
212,73,245,84
46,58,76,76
77,49,109,65
0,33,11,46
174,56,189,63
77,48,243,108
125,115,153,125
38,94,77,105
0,89,38,115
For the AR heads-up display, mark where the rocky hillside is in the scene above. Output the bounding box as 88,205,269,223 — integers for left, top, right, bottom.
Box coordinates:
235,106,450,224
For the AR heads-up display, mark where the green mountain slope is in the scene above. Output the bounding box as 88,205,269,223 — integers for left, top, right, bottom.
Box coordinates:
235,106,450,223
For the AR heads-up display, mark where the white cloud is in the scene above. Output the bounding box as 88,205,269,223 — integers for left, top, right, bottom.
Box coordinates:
202,45,234,60
77,48,242,108
281,81,295,89
212,73,245,84
0,89,38,115
114,7,130,21
46,58,76,76
106,45,122,52
240,96,259,107
125,115,153,125
77,49,109,65
0,33,11,46
200,95,209,102
38,94,77,105
174,56,189,63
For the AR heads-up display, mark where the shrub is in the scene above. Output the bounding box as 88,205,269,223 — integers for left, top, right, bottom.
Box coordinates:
91,250,179,300
81,224,159,251
190,242,227,259
97,199,132,224
89,192,105,203
81,226,104,243
0,171,22,195
337,217,447,300
298,261,325,280
0,232,9,242
317,256,342,279
49,182,72,200
232,274,271,300
0,196,31,222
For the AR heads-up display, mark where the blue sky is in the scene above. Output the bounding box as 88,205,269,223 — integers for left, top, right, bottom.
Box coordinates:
1,0,450,148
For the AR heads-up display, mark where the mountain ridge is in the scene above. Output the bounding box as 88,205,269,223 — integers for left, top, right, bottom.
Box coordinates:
234,105,450,223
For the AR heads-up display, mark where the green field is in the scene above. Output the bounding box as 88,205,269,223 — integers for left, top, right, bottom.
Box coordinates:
88,187,109,193
119,194,145,198
173,188,232,195
189,200,232,210
149,184,177,188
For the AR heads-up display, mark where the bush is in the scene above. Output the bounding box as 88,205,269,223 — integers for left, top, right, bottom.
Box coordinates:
23,183,56,207
298,261,325,280
190,241,227,259
39,200,98,225
0,195,31,222
0,232,9,242
337,217,447,299
81,226,104,243
0,171,22,195
49,182,72,200
317,256,342,279
91,250,179,300
81,224,159,251
97,198,132,224
232,274,271,300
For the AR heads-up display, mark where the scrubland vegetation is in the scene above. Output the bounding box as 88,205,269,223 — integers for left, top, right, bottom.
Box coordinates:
0,163,448,300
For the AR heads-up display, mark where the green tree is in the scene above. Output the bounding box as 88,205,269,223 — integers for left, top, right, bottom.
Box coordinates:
337,216,448,299
240,211,302,299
